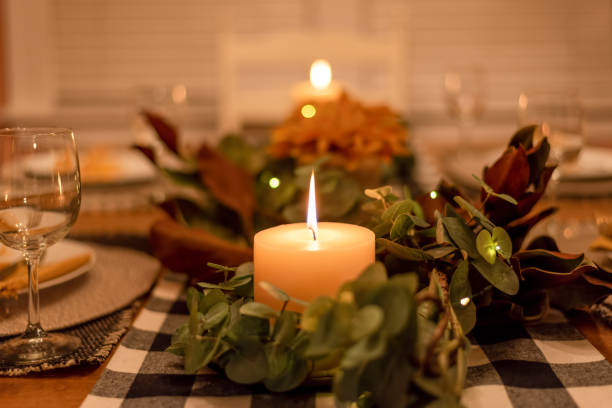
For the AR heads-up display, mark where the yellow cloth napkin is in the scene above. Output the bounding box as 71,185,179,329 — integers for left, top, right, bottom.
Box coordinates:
590,235,612,251
0,253,91,298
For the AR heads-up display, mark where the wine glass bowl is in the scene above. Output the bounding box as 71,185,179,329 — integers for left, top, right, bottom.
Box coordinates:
444,65,486,145
0,128,81,365
518,90,584,167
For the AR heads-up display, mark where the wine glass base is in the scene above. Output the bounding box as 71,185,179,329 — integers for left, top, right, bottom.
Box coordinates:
0,333,81,365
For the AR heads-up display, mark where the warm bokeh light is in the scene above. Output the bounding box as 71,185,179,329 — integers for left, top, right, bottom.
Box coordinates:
307,169,318,240
171,84,187,103
429,190,438,199
301,104,316,118
310,59,332,90
269,177,280,189
460,297,470,306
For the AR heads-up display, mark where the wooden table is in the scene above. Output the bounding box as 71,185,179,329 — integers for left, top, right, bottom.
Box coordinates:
1,202,612,408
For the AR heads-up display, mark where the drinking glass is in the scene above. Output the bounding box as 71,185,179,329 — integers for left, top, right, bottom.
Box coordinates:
517,91,585,242
0,128,81,364
444,65,486,146
517,90,584,196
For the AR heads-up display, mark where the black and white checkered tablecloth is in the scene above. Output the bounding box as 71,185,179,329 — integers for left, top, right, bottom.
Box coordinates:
82,272,612,408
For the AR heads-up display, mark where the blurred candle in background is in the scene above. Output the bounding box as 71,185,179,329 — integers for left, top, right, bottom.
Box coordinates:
292,59,342,107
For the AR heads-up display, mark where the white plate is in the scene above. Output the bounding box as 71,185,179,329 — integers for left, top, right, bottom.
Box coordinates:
444,146,612,197
25,149,157,187
0,244,22,269
16,240,96,294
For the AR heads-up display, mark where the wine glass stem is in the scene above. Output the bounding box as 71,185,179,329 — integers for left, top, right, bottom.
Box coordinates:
24,250,45,338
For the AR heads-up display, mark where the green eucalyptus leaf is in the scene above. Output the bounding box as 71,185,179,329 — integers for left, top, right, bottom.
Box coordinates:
273,311,298,345
449,260,476,333
365,185,393,201
377,238,434,261
493,192,518,205
371,220,393,238
382,199,416,222
449,260,471,304
259,281,290,303
425,246,456,259
442,217,479,259
230,314,270,340
184,336,213,373
407,214,430,228
201,302,229,329
333,367,361,403
472,174,494,194
390,213,413,240
472,257,520,295
225,339,268,384
417,226,437,238
240,302,279,319
341,331,387,369
454,196,495,231
235,262,254,277
372,285,410,335
389,273,419,295
436,218,451,245
355,262,388,286
492,227,512,259
263,344,308,392
305,304,353,358
197,288,227,315
301,296,335,332
471,174,518,205
476,230,497,264
167,323,189,356
350,304,384,341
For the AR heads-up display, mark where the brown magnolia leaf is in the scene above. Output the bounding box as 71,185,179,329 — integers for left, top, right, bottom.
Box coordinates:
508,125,537,150
486,166,554,226
525,235,560,251
133,144,156,165
519,264,597,289
142,111,180,154
197,144,255,240
150,218,253,280
483,146,530,199
525,137,551,187
514,249,584,271
547,276,611,311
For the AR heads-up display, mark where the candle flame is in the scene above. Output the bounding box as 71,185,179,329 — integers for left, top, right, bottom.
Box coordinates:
307,169,318,240
310,59,332,90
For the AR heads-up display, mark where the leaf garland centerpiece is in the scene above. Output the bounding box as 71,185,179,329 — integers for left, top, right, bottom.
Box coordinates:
159,124,612,407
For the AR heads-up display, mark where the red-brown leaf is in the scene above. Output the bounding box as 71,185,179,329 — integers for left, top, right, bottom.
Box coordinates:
150,218,253,280
483,146,530,198
142,111,179,154
197,144,256,240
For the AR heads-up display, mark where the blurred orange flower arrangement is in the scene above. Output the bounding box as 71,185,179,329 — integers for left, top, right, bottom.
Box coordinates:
268,93,410,170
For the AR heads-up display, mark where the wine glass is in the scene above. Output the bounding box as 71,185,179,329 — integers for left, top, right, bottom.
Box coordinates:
444,65,486,146
518,90,584,195
517,91,585,242
0,128,82,364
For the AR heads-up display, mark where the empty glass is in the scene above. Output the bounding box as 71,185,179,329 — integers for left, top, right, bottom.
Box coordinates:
444,65,486,146
518,91,586,243
0,128,82,364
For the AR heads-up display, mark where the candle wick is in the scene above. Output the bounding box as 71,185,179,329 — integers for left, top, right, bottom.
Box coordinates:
308,226,317,241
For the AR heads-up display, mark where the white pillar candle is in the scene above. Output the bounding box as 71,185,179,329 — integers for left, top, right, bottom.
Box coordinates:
254,171,374,311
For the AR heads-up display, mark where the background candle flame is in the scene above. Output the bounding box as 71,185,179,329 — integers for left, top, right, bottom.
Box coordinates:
307,169,318,240
309,59,332,90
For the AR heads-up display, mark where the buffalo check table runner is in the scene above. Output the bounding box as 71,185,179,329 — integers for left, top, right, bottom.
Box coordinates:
83,272,612,408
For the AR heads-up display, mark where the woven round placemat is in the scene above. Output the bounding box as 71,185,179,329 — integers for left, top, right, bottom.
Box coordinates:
0,242,160,375
0,304,138,376
0,243,159,337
